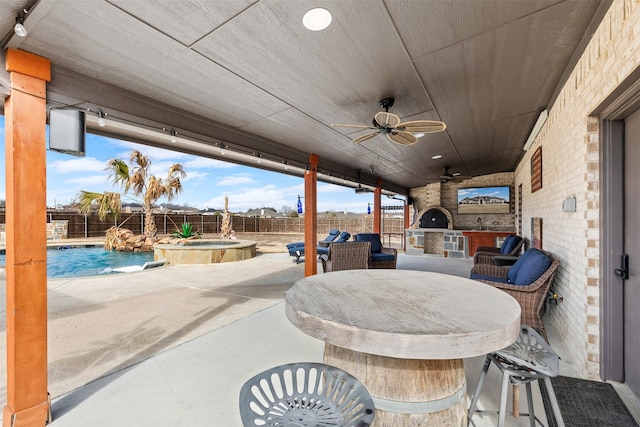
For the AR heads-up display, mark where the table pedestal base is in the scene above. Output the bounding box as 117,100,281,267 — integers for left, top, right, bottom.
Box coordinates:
324,344,467,426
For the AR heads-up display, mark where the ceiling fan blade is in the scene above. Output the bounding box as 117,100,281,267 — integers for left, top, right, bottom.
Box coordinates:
374,111,401,128
388,131,418,146
331,123,376,129
399,120,447,133
352,132,379,144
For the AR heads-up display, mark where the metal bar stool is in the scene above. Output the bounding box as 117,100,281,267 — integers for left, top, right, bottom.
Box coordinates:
239,362,375,427
468,325,565,427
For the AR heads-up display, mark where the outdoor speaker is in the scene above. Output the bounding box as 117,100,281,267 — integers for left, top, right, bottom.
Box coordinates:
48,109,86,157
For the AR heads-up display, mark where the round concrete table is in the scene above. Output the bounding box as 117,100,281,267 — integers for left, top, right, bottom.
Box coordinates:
285,269,521,426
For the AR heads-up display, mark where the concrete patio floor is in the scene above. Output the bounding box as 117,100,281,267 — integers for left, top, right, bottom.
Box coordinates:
0,252,637,426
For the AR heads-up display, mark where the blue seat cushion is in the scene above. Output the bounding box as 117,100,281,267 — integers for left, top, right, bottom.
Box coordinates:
288,246,329,256
514,250,552,285
334,231,351,243
507,248,538,283
500,235,516,254
320,229,340,243
371,252,394,262
355,233,382,253
470,273,510,283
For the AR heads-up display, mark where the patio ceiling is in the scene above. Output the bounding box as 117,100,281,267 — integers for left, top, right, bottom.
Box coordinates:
0,0,609,194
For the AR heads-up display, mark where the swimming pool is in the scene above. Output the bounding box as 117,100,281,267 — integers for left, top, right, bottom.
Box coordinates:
0,246,154,278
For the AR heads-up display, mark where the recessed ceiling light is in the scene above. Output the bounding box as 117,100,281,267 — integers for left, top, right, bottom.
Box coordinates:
431,154,443,160
303,8,332,31
414,132,425,138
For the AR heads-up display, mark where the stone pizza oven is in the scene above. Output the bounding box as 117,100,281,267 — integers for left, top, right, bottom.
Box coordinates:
406,205,464,257
413,206,453,230
419,207,451,229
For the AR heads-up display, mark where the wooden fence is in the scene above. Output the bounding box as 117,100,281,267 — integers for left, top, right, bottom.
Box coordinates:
0,211,406,242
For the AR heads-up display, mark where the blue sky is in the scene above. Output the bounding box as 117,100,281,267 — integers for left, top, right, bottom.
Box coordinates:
0,116,373,213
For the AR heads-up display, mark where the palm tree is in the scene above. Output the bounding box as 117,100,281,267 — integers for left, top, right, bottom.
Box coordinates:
77,150,185,239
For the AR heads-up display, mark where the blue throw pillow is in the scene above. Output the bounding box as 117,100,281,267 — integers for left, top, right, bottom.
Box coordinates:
514,251,552,286
501,235,520,255
507,249,538,283
355,233,382,253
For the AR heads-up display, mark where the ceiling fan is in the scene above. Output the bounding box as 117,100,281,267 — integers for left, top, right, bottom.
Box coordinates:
331,98,446,146
438,166,471,183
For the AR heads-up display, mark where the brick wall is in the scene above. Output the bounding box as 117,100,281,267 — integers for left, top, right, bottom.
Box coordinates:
409,173,515,231
513,0,640,379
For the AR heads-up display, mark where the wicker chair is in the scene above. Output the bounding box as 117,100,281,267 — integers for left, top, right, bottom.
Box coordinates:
473,235,525,265
321,241,370,272
470,252,560,341
354,233,397,269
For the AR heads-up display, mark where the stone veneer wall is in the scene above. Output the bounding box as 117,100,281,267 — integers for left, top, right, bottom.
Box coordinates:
47,220,68,240
513,1,640,379
0,221,68,242
409,172,515,231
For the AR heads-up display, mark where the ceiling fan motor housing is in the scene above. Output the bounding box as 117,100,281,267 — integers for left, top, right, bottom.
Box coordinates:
379,97,395,111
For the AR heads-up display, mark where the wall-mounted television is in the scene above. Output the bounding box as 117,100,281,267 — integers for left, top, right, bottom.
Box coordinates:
457,186,510,214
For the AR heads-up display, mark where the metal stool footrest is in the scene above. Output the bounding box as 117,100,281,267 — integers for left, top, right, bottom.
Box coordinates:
468,326,565,427
239,362,375,427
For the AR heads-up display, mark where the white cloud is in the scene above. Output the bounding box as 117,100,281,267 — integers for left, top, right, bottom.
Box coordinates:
318,183,350,194
200,185,287,211
48,157,106,174
218,173,254,186
181,171,210,182
63,175,112,187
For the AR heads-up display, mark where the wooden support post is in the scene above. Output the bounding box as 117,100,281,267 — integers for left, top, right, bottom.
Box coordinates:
404,202,410,249
3,49,51,427
304,154,319,277
373,177,382,234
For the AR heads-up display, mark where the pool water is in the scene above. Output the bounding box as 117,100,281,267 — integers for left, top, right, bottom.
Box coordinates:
0,246,154,278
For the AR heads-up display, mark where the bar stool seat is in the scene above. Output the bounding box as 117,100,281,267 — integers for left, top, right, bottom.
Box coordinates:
239,362,375,427
468,325,565,427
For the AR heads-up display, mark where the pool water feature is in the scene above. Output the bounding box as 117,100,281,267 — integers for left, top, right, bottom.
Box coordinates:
154,239,256,264
0,246,154,278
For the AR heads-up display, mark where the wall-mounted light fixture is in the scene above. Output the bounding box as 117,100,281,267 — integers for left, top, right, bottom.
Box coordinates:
297,195,303,214
162,128,177,143
97,110,107,127
14,11,28,37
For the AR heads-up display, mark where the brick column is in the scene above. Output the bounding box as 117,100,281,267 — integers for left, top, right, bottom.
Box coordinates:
304,154,319,276
3,49,51,427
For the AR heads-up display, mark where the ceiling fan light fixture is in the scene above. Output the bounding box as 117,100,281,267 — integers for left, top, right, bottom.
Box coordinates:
303,8,332,31
14,16,27,37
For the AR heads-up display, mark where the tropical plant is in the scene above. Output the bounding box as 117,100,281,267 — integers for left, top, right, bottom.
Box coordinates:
172,222,201,239
77,150,186,239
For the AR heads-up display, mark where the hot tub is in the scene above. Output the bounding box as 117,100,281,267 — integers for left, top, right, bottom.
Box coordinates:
153,239,257,264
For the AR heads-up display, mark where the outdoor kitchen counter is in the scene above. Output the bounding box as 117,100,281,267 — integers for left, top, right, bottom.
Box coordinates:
285,269,521,425
462,230,514,256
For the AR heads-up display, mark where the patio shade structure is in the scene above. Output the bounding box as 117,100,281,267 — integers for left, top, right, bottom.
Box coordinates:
0,0,612,424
